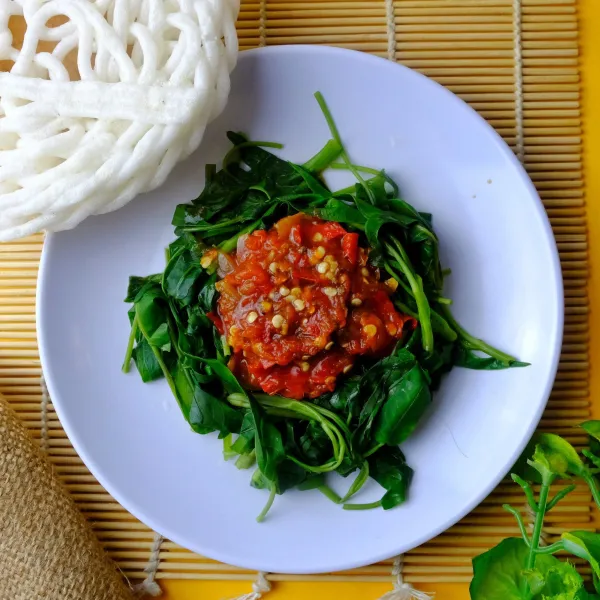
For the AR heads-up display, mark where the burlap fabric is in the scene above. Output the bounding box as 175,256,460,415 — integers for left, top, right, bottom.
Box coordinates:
0,393,133,600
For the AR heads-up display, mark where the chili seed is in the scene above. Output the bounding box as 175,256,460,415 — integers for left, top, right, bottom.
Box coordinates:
351,297,363,307
246,311,258,324
272,314,284,328
313,233,323,242
323,287,337,297
363,324,377,337
269,262,278,273
361,267,369,276
325,341,334,350
280,286,290,296
261,301,272,312
293,299,305,311
343,364,353,374
300,362,310,372
317,262,329,274
314,245,326,258
385,277,399,292
291,287,302,297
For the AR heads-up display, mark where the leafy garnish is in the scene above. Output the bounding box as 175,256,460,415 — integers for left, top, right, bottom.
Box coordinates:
470,426,600,600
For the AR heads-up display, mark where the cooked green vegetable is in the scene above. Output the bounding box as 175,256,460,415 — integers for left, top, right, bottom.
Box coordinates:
123,92,525,521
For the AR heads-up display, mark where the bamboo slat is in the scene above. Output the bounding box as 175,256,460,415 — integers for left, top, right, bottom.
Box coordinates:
0,0,589,587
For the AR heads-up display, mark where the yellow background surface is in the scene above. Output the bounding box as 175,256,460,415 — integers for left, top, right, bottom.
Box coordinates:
159,1,600,598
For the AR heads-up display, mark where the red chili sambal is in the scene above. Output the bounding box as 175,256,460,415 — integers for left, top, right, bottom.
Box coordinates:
214,214,415,400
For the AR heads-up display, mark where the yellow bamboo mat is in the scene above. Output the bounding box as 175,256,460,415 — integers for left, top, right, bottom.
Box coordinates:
0,0,588,587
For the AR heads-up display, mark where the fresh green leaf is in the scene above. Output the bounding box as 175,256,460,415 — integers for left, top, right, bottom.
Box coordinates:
454,344,530,370
248,395,285,484
231,411,255,455
125,274,162,302
470,538,563,600
132,339,164,382
532,434,586,480
526,562,586,600
581,421,600,443
163,248,205,306
172,363,242,436
368,446,413,510
373,362,431,446
562,531,600,579
134,284,171,352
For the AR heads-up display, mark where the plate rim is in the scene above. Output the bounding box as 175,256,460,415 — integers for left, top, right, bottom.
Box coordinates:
37,44,564,574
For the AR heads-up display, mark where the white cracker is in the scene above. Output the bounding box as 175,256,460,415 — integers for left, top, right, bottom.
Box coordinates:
0,0,240,241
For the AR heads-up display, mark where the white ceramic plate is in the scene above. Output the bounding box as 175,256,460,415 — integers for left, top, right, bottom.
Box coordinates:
38,46,563,574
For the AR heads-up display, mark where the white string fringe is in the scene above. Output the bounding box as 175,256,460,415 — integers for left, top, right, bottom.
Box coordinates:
512,0,525,163
258,0,267,47
385,0,396,62
0,0,240,241
40,374,49,453
231,571,271,600
377,556,434,600
132,532,164,598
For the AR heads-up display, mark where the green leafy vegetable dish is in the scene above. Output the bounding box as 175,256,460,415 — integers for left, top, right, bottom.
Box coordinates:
122,92,527,521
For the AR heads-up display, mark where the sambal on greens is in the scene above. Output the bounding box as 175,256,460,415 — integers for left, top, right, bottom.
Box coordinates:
122,92,526,521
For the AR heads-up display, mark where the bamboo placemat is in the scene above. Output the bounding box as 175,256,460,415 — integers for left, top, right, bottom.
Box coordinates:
0,0,588,590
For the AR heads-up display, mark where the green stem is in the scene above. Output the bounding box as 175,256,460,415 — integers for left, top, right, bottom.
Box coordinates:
583,449,600,470
134,307,179,400
343,500,382,511
179,216,242,233
235,451,256,470
363,443,384,458
502,504,531,547
546,484,576,512
318,485,342,504
256,485,277,523
340,461,370,503
384,243,433,353
527,483,550,569
393,299,457,342
333,180,370,197
329,162,380,175
303,139,343,172
218,218,264,254
314,92,375,204
439,305,518,363
511,474,538,512
583,471,600,509
534,541,565,555
229,393,349,474
217,204,279,254
121,315,138,373
329,163,400,197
